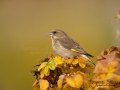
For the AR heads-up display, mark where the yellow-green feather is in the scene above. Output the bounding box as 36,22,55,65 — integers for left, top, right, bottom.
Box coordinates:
71,49,79,53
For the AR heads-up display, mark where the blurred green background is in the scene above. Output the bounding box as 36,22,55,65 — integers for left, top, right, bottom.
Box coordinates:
0,0,120,90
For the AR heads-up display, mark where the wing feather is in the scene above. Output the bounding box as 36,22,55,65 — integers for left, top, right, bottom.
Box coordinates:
58,37,86,53
58,36,93,57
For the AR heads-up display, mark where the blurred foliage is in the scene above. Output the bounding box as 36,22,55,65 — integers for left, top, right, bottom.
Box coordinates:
92,46,120,90
32,55,94,90
32,46,120,90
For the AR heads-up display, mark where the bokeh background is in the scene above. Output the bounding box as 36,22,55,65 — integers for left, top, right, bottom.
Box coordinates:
0,0,120,90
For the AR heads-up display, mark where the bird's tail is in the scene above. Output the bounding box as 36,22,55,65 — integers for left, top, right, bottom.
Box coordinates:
81,55,96,66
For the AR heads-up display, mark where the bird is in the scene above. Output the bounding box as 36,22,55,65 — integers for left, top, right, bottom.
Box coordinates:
47,29,95,65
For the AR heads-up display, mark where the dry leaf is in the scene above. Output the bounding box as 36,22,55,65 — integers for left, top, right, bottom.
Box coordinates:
94,60,108,73
116,30,120,39
39,79,49,90
65,58,74,64
57,74,65,89
32,79,39,86
111,9,120,24
66,74,83,89
40,69,44,78
79,62,86,68
93,46,120,89
77,56,87,63
66,76,76,88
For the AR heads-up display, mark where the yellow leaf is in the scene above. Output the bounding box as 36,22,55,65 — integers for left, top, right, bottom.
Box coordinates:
66,74,83,89
57,74,65,89
54,56,62,61
63,83,69,89
93,73,106,81
105,73,114,80
38,62,48,71
45,69,50,76
32,79,39,86
87,89,94,90
65,58,74,64
66,76,76,88
40,69,45,78
107,60,119,73
74,74,83,89
54,56,64,66
48,87,54,90
33,86,39,90
39,79,49,90
76,71,89,84
94,85,116,90
33,80,39,90
76,71,87,77
70,66,74,70
58,79,63,89
79,62,86,68
72,59,79,65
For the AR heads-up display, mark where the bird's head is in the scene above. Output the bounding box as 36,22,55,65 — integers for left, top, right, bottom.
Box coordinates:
47,29,67,39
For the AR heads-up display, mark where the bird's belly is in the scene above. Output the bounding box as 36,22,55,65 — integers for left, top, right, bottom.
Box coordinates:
52,43,76,58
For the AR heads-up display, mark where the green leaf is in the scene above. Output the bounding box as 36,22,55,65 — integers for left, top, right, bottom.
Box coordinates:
48,58,56,70
49,64,55,70
44,66,50,74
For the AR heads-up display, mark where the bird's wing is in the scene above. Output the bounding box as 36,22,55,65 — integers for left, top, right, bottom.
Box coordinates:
58,37,86,54
58,37,93,57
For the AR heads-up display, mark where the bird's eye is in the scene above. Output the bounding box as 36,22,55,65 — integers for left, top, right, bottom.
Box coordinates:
53,31,57,34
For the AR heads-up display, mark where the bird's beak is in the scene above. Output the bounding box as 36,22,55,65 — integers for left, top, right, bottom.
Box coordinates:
47,32,52,36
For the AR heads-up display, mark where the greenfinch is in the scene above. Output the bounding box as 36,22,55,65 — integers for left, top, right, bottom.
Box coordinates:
47,29,95,65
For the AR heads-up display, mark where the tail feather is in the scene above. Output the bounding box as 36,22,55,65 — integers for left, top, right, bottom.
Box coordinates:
84,53,94,57
81,55,96,66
